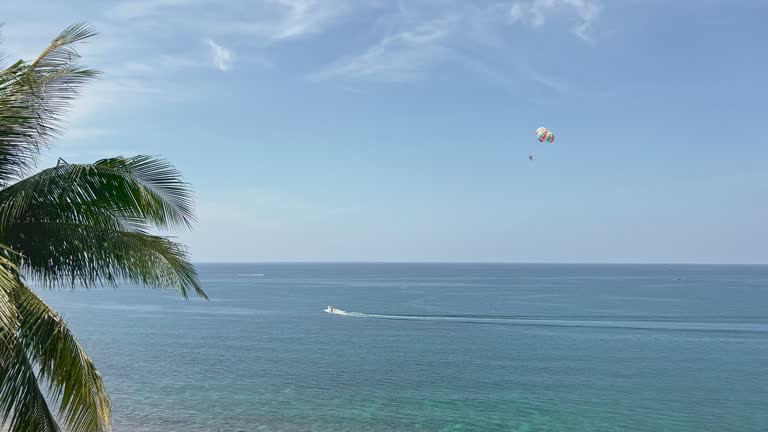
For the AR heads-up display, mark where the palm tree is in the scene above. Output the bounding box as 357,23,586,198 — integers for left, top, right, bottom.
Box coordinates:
0,24,206,432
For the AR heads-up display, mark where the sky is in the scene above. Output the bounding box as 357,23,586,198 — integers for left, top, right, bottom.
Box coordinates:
2,0,767,264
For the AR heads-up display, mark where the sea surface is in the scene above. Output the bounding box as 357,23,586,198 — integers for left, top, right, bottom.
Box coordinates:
39,264,768,432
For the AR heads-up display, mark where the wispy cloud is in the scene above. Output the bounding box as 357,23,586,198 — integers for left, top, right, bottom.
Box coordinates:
50,78,163,150
206,39,233,71
270,0,351,39
312,16,456,82
312,0,602,83
67,79,162,122
212,0,361,40
506,0,601,41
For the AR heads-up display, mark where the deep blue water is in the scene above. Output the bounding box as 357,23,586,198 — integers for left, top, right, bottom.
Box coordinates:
39,264,768,431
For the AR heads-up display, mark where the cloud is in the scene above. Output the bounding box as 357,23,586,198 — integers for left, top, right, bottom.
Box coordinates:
210,0,361,40
506,0,601,40
206,39,233,71
40,78,162,153
67,79,162,123
312,0,602,83
312,16,456,82
270,0,351,39
107,0,359,41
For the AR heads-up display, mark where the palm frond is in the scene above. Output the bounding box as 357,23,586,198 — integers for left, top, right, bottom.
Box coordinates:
91,156,196,229
28,24,96,71
0,155,201,295
0,156,196,231
14,283,110,432
3,222,205,299
0,22,206,432
0,23,98,186
0,244,21,367
0,339,60,432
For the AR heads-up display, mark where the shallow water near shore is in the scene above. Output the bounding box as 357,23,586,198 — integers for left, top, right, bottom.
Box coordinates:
40,263,768,431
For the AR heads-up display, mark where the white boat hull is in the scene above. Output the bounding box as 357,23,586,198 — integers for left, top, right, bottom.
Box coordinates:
324,306,347,315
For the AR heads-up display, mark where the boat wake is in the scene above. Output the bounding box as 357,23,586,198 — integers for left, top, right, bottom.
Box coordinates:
323,308,768,333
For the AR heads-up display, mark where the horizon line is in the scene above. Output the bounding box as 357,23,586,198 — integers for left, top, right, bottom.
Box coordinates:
191,261,768,266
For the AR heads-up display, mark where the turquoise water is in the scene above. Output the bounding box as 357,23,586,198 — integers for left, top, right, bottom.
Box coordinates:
39,264,768,431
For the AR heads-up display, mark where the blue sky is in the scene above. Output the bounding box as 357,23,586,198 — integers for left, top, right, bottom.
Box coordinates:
2,0,767,263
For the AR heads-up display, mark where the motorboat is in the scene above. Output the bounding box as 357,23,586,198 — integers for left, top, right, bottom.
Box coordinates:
324,305,345,314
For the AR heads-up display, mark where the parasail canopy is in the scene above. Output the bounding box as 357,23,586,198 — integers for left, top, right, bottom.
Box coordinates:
536,127,555,143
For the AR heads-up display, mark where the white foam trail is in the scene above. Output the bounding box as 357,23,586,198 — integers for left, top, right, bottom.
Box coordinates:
326,310,768,333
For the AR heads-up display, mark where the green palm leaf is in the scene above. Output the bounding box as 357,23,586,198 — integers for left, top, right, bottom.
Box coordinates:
0,23,98,186
0,155,196,231
14,283,110,432
0,22,206,432
0,246,21,367
3,222,205,299
0,155,203,298
0,339,60,432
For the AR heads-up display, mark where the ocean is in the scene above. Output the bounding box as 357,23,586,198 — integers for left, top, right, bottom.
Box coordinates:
38,264,768,431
